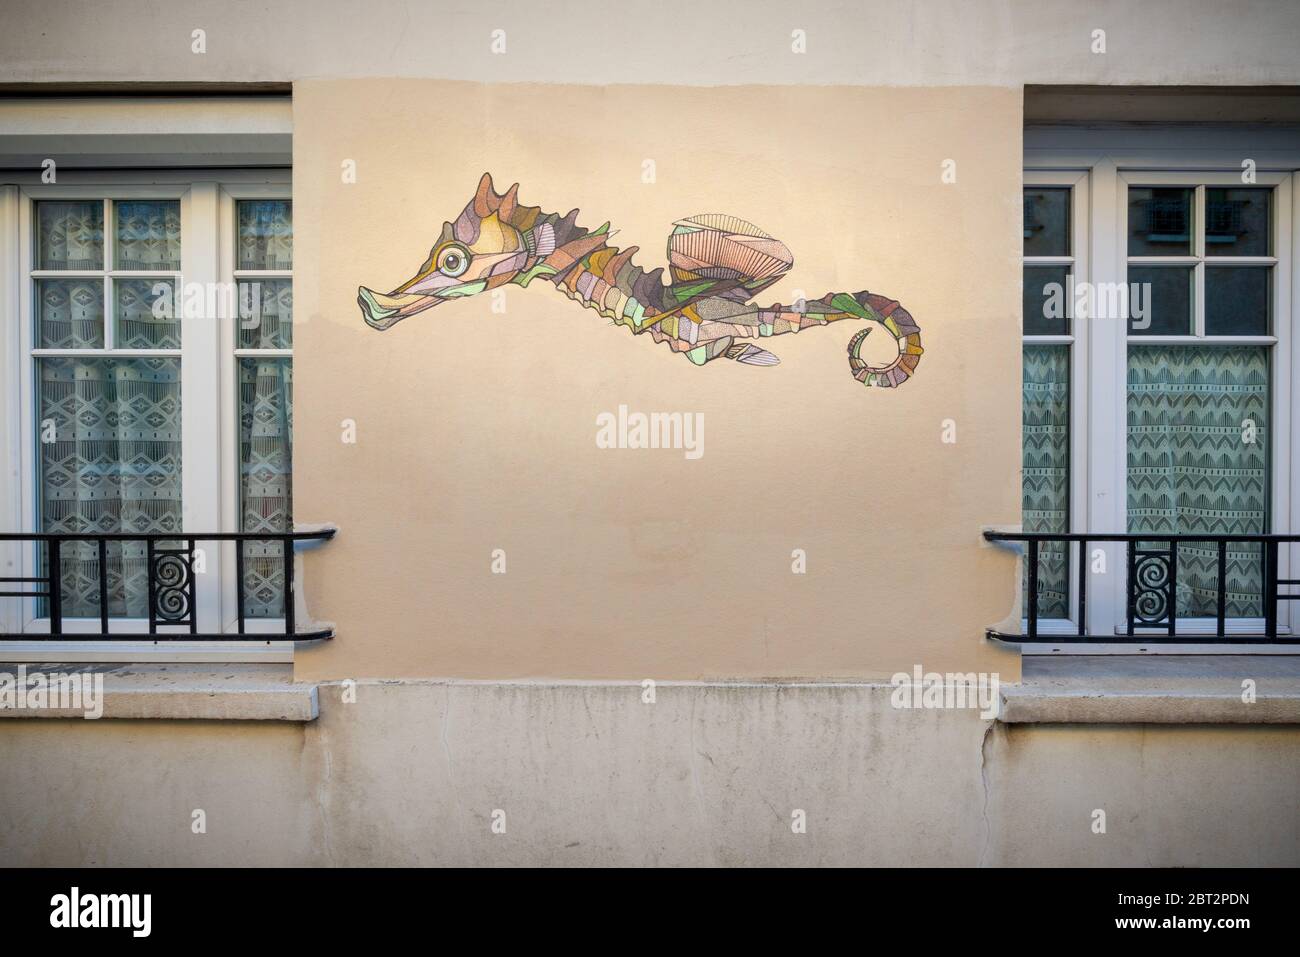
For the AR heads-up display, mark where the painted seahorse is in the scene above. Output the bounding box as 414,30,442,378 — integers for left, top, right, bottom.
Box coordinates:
357,174,923,387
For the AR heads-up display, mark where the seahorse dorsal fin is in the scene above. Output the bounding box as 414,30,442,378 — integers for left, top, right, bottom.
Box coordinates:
666,214,793,294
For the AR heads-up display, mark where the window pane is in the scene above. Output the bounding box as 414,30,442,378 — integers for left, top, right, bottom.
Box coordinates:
38,357,182,618
36,201,104,270
1205,188,1270,256
1128,187,1192,255
1022,266,1069,336
1127,266,1192,335
1023,188,1070,257
1023,345,1070,620
115,278,181,348
36,278,104,349
1205,266,1270,336
240,358,293,618
1128,345,1268,618
114,201,181,270
237,279,293,349
238,200,293,270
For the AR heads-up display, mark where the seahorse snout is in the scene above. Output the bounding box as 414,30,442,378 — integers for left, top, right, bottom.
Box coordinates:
357,285,442,331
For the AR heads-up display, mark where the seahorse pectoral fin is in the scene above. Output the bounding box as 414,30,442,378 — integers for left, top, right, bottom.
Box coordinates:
725,342,780,366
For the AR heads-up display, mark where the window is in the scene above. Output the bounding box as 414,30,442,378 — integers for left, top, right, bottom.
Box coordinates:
1124,179,1276,620
1022,174,1088,621
1021,138,1296,646
5,175,293,645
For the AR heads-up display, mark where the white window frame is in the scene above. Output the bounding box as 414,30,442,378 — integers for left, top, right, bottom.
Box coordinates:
1023,170,1091,635
1024,130,1300,653
0,169,294,662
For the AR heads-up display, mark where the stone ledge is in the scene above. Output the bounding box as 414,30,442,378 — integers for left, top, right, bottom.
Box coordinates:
1000,654,1300,724
999,688,1300,723
0,663,317,721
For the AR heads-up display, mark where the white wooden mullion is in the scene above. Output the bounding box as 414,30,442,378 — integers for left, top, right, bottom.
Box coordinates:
180,183,223,635
0,187,21,637
1066,170,1091,632
1123,336,1277,346
1193,185,1206,338
17,192,39,631
31,349,182,358
102,199,115,351
1092,161,1126,634
1275,173,1295,633
1204,257,1278,266
218,187,239,632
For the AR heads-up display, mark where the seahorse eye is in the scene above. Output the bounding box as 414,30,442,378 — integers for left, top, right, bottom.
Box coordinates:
438,245,470,278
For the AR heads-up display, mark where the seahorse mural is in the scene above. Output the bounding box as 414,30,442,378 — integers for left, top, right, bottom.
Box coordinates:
357,174,923,387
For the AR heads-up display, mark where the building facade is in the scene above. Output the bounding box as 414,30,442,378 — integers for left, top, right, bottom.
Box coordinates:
1,1,1299,866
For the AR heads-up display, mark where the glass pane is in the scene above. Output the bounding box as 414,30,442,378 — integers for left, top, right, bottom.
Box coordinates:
1023,188,1070,257
1205,188,1270,256
1205,266,1270,336
1023,345,1070,620
238,200,293,270
35,201,104,270
38,357,182,618
36,278,104,349
1128,345,1268,618
1127,266,1192,335
115,278,180,349
114,200,181,270
1128,187,1192,255
1022,266,1070,336
240,357,293,618
237,279,293,349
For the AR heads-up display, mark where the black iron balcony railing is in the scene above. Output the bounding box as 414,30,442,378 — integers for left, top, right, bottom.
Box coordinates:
0,529,336,641
984,531,1300,644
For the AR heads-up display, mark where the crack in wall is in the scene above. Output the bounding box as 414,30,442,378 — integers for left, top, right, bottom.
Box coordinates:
978,720,994,867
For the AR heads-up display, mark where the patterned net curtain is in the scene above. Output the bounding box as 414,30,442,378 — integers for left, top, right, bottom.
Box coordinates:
1022,346,1070,619
236,199,293,619
1127,345,1269,618
39,359,183,617
238,279,293,349
36,201,102,270
35,200,184,619
238,201,292,271
239,359,292,618
37,278,104,349
116,279,181,349
114,201,181,270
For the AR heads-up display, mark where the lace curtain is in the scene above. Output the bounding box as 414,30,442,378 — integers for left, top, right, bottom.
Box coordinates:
240,358,293,618
114,201,181,270
1128,345,1269,618
238,201,292,271
1022,345,1071,619
39,358,183,618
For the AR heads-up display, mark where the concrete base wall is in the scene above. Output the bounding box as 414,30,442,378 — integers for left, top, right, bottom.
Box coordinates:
2,682,1297,866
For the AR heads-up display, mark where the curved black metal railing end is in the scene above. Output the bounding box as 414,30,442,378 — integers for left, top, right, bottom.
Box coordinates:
983,530,1300,645
0,529,336,642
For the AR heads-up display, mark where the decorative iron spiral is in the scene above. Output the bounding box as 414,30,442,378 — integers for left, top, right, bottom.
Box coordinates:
153,553,191,622
1133,553,1171,624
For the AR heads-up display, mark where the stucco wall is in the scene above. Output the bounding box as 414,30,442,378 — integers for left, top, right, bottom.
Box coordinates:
2,0,1299,89
291,79,1022,680
3,684,1296,866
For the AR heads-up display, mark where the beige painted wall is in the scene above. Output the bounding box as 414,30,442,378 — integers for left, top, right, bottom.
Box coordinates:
292,80,1022,680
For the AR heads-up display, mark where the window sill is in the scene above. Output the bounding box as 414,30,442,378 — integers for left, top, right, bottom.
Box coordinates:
999,655,1300,724
0,663,317,721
